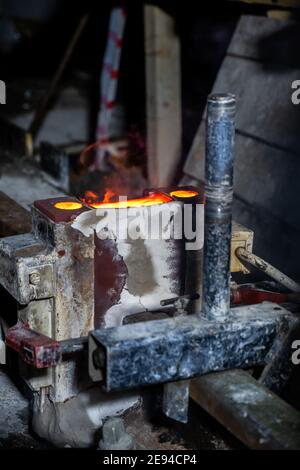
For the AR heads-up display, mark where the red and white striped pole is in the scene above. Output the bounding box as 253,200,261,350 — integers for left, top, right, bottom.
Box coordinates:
94,7,127,171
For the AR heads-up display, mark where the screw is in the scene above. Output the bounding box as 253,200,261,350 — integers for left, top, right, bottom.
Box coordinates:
29,272,41,286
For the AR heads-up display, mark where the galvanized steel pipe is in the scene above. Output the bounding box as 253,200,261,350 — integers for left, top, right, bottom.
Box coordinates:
202,93,236,320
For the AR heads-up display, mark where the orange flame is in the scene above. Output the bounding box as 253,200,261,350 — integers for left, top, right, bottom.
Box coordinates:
80,188,117,205
103,189,116,203
80,190,99,205
89,192,172,209
85,190,98,199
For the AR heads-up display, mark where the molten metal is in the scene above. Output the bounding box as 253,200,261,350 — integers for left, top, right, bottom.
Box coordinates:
170,190,198,198
54,201,83,210
89,193,172,209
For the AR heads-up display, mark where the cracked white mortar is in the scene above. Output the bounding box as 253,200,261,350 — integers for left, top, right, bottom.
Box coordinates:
72,201,185,327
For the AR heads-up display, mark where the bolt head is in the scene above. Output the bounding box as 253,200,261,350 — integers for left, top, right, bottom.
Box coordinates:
29,272,41,285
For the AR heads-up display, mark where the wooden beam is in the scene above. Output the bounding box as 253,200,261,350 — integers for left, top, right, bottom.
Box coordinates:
144,5,182,187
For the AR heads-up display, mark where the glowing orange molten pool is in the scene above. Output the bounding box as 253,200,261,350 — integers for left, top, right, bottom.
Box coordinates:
54,201,83,210
89,193,172,209
170,190,199,198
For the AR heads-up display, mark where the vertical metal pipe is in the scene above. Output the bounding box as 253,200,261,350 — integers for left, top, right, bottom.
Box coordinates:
202,93,236,320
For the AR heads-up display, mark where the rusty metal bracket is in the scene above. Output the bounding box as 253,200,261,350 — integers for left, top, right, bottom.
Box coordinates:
5,322,88,368
6,322,61,368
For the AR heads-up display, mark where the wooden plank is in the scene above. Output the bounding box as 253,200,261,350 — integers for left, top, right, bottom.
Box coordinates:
191,369,300,450
185,55,300,164
184,16,300,180
144,5,182,187
234,134,300,230
183,15,300,275
225,56,300,153
227,14,300,65
185,129,300,229
0,191,31,237
184,130,300,275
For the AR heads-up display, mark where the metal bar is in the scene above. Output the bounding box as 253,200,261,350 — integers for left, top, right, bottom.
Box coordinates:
236,247,300,293
60,336,88,355
190,369,300,450
160,97,236,421
202,94,236,320
162,380,190,423
90,303,291,391
259,318,300,394
160,294,199,307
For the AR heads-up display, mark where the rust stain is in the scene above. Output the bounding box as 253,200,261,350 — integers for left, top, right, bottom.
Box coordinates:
94,236,128,328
